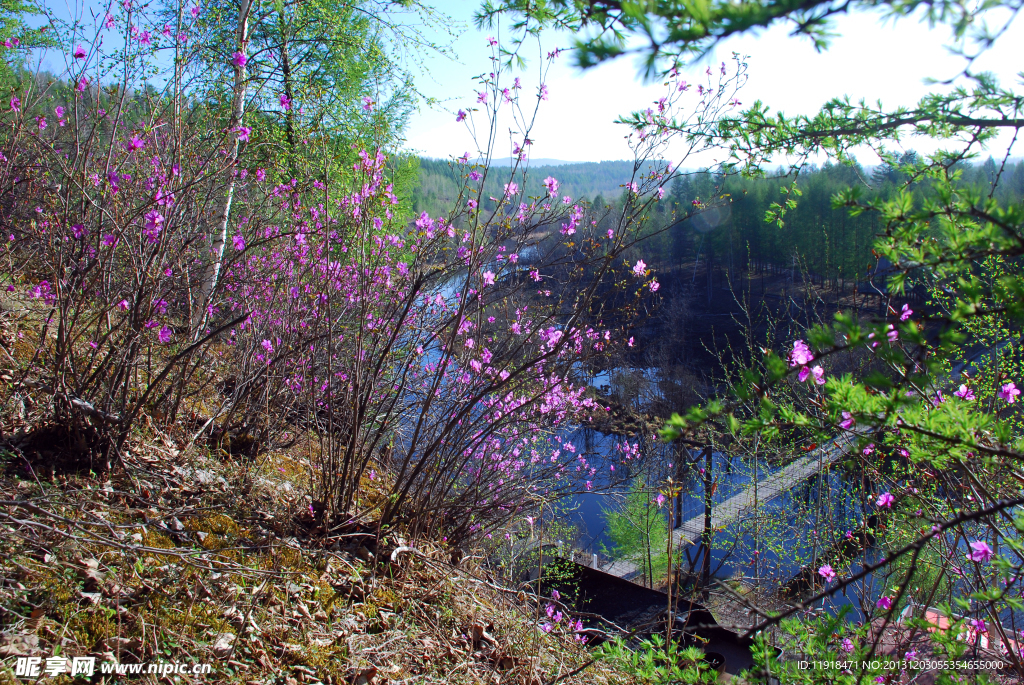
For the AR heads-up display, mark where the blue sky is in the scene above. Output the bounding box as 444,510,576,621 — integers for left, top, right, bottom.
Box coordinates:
401,2,1022,166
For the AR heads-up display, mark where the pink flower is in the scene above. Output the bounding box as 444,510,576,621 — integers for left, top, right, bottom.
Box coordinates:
231,51,247,67
102,233,118,247
969,540,993,563
158,325,172,343
9,95,19,111
839,411,854,429
128,135,145,150
542,176,559,196
235,126,251,142
482,271,495,286
627,336,634,347
256,168,266,182
73,45,87,59
104,13,115,28
650,280,660,292
261,339,273,353
633,259,646,276
279,93,291,110
190,4,200,17
503,182,518,198
117,299,130,311
876,492,894,508
162,24,172,37
539,84,549,100
818,565,837,583
655,493,666,507
71,224,85,239
143,210,164,242
138,30,151,45
954,384,975,400
76,78,88,92
456,109,466,122
362,96,374,111
876,596,892,610
900,304,913,321
465,338,474,349
811,365,825,385
530,270,541,282
789,340,814,367
232,235,245,250
487,36,497,46
841,638,854,653
798,366,811,383
999,382,1020,403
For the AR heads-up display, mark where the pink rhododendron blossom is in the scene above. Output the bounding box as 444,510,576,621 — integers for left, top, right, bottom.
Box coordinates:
362,96,374,111
818,565,837,582
650,280,660,292
158,325,172,343
876,596,892,610
633,260,646,276
876,492,894,508
232,235,245,250
999,382,1020,403
811,366,825,385
9,95,18,111
456,109,465,122
954,384,975,400
482,271,495,286
839,411,854,429
73,45,87,59
231,51,247,67
969,540,994,562
279,93,291,110
143,210,164,242
235,126,251,142
543,176,559,195
789,340,814,367
900,304,913,321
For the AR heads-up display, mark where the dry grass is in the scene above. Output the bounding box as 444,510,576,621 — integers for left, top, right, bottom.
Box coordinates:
0,422,636,685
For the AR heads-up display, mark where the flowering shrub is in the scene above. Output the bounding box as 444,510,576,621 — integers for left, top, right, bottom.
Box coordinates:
0,12,740,546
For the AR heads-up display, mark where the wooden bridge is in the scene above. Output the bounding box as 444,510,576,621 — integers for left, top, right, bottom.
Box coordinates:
600,433,859,580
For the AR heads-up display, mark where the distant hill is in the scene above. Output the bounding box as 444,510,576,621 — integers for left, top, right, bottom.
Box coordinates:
410,157,668,218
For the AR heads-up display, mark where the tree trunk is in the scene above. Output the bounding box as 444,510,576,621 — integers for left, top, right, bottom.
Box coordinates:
195,0,252,332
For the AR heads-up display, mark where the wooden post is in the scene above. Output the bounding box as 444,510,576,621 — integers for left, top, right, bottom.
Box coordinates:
701,445,713,600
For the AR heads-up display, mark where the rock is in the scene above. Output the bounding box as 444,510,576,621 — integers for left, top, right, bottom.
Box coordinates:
0,633,39,657
212,632,235,658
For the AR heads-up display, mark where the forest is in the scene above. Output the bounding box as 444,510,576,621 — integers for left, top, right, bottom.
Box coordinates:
0,0,1022,683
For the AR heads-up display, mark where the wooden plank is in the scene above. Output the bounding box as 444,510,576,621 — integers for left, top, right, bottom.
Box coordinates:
600,434,858,579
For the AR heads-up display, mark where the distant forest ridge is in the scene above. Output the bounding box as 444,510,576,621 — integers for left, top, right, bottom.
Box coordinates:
409,154,1024,286
410,158,665,218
